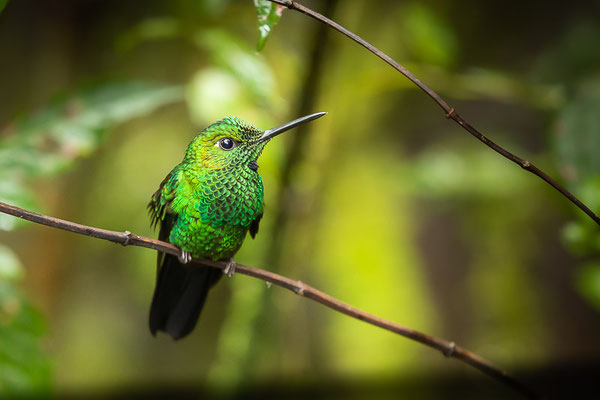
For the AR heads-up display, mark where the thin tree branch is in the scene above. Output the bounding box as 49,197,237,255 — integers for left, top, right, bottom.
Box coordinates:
0,200,538,399
268,0,600,227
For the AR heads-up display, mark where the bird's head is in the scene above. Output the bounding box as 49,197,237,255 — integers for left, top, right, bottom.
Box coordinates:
184,112,326,172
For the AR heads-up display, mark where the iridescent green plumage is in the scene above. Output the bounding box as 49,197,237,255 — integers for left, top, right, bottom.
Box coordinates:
147,113,325,340
149,117,265,261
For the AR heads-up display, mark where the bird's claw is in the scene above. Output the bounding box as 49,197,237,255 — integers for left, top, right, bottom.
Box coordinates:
223,258,237,277
178,250,192,264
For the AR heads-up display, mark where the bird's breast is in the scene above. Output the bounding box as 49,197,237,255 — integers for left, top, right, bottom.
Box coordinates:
178,168,263,231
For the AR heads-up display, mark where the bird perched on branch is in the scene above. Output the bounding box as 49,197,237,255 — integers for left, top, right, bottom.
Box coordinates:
147,112,326,340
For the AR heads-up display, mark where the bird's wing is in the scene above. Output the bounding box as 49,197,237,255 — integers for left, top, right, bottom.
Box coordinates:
148,166,181,230
147,167,182,278
249,212,263,239
147,166,223,340
149,201,223,340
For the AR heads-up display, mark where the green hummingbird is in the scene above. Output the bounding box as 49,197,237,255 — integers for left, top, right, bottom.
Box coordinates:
147,112,326,340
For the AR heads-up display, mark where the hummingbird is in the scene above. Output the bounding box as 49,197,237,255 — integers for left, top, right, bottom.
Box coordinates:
147,112,326,340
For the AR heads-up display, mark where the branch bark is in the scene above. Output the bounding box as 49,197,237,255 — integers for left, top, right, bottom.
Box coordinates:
0,200,538,399
268,0,600,228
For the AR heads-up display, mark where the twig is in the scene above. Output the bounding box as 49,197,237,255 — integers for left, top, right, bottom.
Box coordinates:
268,0,600,227
0,200,539,399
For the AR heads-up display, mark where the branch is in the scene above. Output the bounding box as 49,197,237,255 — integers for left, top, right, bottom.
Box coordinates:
268,0,600,227
0,200,538,399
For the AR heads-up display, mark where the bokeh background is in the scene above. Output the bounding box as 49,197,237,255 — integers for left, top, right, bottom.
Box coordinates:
1,0,600,398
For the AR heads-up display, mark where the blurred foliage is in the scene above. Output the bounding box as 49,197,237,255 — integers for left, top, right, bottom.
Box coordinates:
533,21,600,85
0,82,182,230
188,29,282,123
119,15,282,122
117,17,182,52
0,0,599,398
401,3,456,68
0,82,181,180
313,152,436,374
0,0,7,14
254,0,284,51
0,81,183,396
0,245,50,398
554,78,600,189
551,71,600,310
576,262,600,310
410,145,531,199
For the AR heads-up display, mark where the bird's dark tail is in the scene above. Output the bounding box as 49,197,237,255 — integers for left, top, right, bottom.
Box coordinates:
149,254,222,340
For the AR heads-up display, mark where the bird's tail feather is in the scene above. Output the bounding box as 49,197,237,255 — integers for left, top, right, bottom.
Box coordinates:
149,254,221,340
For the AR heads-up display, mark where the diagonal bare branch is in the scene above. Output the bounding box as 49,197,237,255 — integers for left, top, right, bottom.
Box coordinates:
268,0,600,227
0,200,538,398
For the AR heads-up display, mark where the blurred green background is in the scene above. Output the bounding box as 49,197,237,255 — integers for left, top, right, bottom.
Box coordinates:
1,0,600,398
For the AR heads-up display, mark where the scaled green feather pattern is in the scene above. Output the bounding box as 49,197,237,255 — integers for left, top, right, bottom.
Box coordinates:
149,116,265,261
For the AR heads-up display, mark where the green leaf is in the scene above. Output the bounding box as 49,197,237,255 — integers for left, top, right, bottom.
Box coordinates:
197,30,277,103
402,3,457,67
553,77,600,188
0,280,51,397
117,17,181,52
0,81,183,231
254,0,284,51
0,82,183,179
554,78,600,255
189,30,281,123
575,263,600,311
0,245,23,281
0,178,39,231
562,217,600,255
0,0,8,14
187,68,246,123
409,145,530,199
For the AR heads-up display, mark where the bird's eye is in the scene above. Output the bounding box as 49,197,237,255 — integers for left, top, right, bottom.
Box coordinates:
217,137,236,151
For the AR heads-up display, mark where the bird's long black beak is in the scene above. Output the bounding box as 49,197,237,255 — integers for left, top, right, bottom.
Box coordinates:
257,112,327,143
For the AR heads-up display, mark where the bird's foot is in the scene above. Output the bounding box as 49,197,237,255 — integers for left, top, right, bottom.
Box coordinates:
178,249,192,264
223,257,237,278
